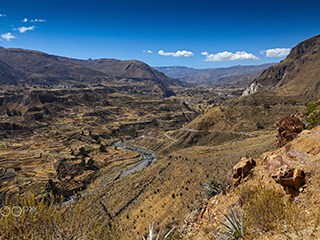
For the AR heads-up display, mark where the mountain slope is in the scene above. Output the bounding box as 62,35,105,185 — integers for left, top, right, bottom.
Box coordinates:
0,47,178,96
58,57,179,96
156,64,274,86
0,60,22,85
0,48,106,85
243,34,320,102
64,58,177,83
172,35,320,145
185,125,320,239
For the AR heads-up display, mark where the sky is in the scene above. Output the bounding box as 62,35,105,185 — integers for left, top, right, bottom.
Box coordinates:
0,0,319,68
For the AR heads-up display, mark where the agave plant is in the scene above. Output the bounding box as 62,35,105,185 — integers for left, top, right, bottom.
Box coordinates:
142,223,175,240
203,178,224,199
221,208,245,240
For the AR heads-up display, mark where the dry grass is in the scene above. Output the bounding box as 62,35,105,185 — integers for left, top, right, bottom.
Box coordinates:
239,183,320,239
241,184,286,237
0,194,119,240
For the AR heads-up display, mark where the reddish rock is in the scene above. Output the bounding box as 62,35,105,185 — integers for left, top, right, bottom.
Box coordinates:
277,116,305,147
272,166,306,195
232,157,256,187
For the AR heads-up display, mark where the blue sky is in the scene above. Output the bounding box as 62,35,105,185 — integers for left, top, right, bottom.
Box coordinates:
0,0,319,68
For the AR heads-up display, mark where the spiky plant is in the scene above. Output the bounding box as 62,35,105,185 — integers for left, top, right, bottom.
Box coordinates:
221,208,245,240
142,223,175,240
203,178,224,199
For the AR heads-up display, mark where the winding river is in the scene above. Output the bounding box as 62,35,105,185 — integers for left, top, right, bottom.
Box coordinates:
63,140,156,205
112,140,156,178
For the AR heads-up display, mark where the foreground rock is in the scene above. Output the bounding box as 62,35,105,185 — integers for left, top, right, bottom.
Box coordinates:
272,166,305,195
232,157,256,187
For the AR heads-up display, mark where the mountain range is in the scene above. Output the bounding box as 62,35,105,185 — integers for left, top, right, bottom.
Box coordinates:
156,63,275,87
0,47,178,96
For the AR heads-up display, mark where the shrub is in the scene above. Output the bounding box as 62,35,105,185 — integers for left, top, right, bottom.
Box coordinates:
304,102,320,129
203,178,225,199
99,144,107,152
79,146,94,157
242,185,286,236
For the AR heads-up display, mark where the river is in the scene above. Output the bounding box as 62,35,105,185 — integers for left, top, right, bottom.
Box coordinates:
62,140,156,205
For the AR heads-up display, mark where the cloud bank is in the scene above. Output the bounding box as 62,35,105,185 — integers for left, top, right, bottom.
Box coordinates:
1,32,16,41
30,19,46,23
17,26,36,33
158,50,194,57
260,48,291,58
143,50,153,54
202,51,259,62
21,18,45,23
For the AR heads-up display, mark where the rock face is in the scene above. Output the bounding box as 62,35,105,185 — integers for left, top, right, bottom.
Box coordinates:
272,166,305,195
232,157,256,187
242,35,320,103
277,116,305,147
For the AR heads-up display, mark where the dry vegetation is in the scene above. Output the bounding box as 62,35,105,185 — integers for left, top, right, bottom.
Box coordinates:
0,194,119,240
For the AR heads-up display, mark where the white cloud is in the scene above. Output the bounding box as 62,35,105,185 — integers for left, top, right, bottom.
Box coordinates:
30,19,46,23
260,48,291,58
21,18,28,22
143,50,153,54
1,32,16,41
0,13,6,17
17,26,36,33
158,49,194,57
203,51,259,62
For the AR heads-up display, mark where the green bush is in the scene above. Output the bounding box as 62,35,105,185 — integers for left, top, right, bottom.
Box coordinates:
304,102,320,129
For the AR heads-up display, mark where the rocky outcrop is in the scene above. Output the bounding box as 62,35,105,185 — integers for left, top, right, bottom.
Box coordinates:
232,157,256,187
242,81,261,96
272,166,305,195
277,116,305,147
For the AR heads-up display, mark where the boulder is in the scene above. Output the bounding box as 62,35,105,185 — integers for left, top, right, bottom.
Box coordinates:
277,116,305,147
272,166,305,195
232,157,256,187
